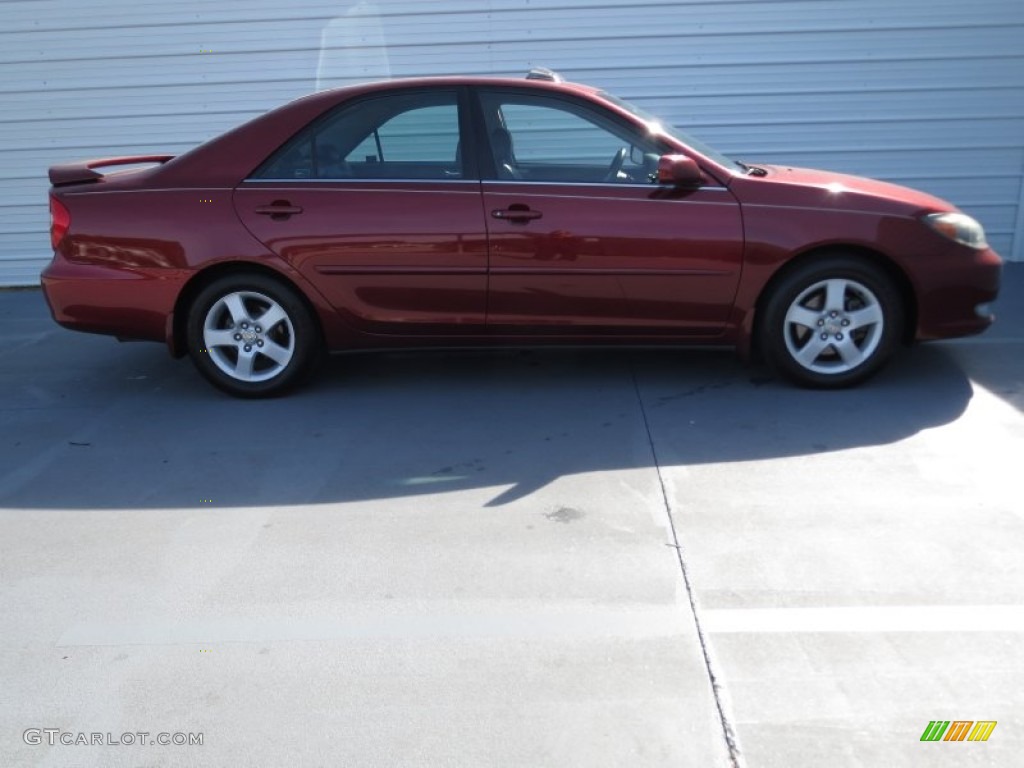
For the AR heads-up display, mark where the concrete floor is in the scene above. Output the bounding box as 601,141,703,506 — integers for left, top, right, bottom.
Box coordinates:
1,267,1021,767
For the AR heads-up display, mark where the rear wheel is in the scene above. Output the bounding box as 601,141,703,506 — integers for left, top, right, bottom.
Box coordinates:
186,273,320,397
759,256,903,388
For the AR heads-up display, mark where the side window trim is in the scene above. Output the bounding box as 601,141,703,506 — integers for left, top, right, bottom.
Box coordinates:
373,129,384,163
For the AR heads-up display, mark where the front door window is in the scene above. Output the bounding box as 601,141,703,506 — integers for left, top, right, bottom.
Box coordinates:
479,92,662,184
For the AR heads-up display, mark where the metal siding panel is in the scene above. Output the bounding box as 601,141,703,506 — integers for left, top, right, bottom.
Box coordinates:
1015,179,1024,261
2,0,1022,286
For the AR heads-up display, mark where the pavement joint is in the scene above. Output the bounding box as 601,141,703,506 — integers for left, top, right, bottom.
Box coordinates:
629,359,745,768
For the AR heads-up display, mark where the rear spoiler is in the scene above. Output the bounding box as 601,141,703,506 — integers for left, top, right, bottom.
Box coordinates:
48,155,174,187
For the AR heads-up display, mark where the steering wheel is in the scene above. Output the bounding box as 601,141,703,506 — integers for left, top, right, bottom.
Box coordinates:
603,147,627,182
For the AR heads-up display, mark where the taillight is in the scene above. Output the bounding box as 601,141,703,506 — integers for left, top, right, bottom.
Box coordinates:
50,195,70,250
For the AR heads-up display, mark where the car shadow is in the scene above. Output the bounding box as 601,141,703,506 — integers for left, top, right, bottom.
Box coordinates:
0,322,978,509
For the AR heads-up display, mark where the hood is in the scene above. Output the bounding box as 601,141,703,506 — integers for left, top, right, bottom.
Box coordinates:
738,164,956,215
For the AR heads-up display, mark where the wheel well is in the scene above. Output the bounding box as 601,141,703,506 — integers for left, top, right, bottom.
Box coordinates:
170,262,324,358
751,245,917,357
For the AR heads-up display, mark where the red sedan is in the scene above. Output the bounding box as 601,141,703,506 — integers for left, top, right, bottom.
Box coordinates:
42,69,1002,397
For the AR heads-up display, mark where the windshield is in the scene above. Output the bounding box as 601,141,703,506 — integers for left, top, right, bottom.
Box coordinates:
599,91,743,173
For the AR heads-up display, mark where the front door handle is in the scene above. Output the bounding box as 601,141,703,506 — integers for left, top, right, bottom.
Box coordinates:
255,200,303,220
492,206,542,223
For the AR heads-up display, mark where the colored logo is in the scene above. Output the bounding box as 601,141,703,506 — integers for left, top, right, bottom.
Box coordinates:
920,721,997,742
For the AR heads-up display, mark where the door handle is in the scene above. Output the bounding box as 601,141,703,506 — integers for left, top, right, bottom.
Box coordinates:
255,200,303,219
492,206,542,223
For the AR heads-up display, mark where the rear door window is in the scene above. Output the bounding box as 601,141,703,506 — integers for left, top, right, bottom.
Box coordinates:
252,90,465,181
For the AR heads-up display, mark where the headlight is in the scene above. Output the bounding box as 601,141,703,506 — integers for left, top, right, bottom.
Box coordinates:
923,212,988,249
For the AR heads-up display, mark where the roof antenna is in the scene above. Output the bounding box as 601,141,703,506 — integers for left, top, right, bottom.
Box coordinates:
526,67,563,82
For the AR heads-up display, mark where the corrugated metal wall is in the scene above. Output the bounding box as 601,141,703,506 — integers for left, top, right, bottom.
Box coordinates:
3,0,1022,285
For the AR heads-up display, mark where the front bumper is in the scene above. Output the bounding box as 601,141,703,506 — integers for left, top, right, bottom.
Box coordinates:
914,246,1002,341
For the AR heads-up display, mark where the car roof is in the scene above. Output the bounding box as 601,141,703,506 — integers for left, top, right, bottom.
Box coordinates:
293,74,602,108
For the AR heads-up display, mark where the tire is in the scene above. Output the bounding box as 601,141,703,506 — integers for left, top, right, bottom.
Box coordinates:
759,255,903,388
186,273,321,398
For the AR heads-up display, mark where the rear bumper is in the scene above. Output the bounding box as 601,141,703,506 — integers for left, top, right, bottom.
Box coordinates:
40,258,184,344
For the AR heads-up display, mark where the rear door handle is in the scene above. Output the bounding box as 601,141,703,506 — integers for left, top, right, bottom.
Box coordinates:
492,206,542,223
255,200,303,219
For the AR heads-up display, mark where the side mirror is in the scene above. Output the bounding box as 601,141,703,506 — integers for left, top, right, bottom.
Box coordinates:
657,154,705,186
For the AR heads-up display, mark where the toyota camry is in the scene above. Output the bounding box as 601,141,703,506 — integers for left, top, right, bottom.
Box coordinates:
42,69,1002,397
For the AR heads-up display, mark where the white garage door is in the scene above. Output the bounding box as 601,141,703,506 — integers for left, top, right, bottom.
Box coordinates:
2,0,1022,285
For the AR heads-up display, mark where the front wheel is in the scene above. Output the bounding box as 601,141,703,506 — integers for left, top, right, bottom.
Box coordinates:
186,273,321,397
759,256,903,388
